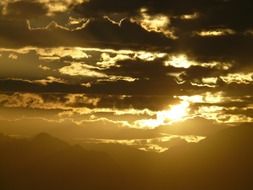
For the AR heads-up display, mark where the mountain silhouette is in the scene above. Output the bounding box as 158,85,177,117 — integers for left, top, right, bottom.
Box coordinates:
0,133,125,190
0,126,253,190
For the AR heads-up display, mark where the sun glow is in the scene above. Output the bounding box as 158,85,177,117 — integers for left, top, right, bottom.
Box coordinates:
159,101,190,122
164,54,193,68
135,101,190,128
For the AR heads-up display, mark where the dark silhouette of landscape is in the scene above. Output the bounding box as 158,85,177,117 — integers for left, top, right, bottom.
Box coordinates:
1,125,253,190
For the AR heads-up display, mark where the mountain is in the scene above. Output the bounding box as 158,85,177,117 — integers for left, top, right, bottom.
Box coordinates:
0,125,253,190
0,133,125,190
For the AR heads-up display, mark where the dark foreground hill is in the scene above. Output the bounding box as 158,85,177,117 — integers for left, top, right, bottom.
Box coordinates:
0,126,253,190
0,133,125,190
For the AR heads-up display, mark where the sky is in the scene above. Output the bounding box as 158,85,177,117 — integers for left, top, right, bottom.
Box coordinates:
0,0,253,152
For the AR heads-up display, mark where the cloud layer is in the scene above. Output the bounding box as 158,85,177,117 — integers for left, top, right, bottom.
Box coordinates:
0,0,252,143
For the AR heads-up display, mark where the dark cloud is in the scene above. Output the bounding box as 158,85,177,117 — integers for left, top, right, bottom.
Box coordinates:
74,0,148,17
0,78,88,93
4,1,48,18
85,78,183,96
74,0,204,17
104,58,180,78
0,0,252,134
0,17,173,50
75,0,253,30
177,34,253,63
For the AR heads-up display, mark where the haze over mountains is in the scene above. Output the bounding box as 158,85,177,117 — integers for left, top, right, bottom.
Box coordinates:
1,125,253,190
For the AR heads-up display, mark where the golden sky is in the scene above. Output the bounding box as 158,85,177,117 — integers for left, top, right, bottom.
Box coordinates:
0,0,253,152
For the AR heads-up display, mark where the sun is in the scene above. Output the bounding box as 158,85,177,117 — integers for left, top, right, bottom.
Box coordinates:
158,101,190,123
135,101,190,129
164,54,193,68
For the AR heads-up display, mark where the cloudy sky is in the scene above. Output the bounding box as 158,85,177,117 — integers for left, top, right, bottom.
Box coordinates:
0,0,252,152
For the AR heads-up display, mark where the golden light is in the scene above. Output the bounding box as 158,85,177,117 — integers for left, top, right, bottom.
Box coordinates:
131,8,177,39
158,101,190,122
135,101,190,128
220,72,253,84
180,12,199,20
195,29,235,37
164,54,193,68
